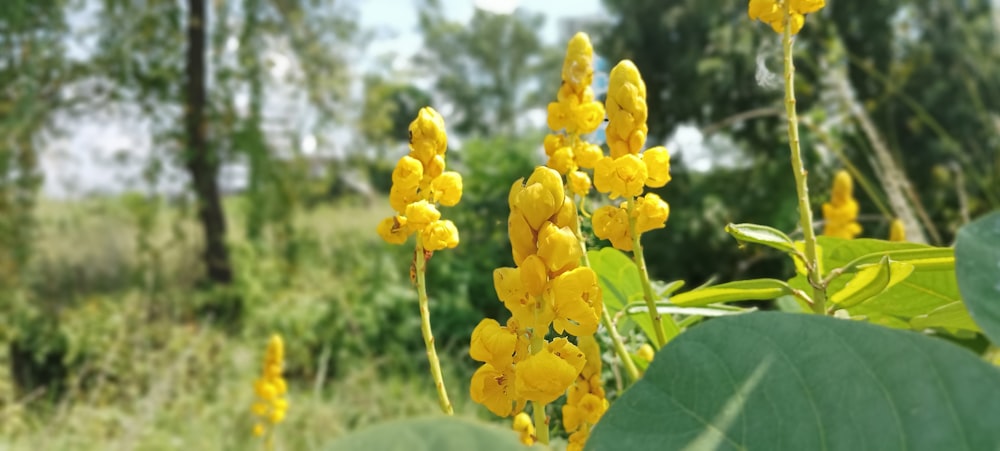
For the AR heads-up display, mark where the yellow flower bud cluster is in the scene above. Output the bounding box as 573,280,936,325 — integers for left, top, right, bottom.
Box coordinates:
748,0,825,34
591,61,672,251
377,107,462,251
562,335,609,451
251,334,288,438
545,32,607,197
469,166,604,417
822,170,862,239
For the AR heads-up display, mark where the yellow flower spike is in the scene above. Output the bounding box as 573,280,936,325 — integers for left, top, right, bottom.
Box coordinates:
392,155,423,189
470,318,518,367
889,219,906,242
513,411,536,446
470,362,517,417
377,216,411,245
592,205,633,251
404,200,441,230
508,210,537,265
642,146,672,188
822,170,862,239
606,60,649,157
421,219,459,252
568,171,592,197
593,155,648,200
547,267,602,336
633,193,670,234
536,222,582,274
552,196,579,230
514,348,581,404
519,254,549,297
430,171,463,207
252,334,288,439
408,106,448,164
547,338,587,373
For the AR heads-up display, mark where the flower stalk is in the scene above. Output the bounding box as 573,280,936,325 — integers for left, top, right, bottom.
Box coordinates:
781,1,826,314
414,236,454,415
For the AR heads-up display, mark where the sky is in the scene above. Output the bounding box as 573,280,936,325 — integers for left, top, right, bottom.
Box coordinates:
41,0,608,198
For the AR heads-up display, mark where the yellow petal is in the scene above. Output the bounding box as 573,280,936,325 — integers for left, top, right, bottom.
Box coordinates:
514,349,579,404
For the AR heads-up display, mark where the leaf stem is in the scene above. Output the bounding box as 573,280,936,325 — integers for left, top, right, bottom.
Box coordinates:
782,4,826,314
414,236,454,415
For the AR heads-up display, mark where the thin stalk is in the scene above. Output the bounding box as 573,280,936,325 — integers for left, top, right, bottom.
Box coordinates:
626,198,680,348
574,212,640,383
782,3,826,314
414,236,454,415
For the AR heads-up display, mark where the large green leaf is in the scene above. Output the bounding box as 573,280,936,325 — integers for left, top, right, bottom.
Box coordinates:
790,237,977,334
955,211,1000,345
587,312,1000,451
326,417,545,451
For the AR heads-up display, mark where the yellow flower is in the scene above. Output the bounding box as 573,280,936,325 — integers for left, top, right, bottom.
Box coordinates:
389,183,420,213
547,146,576,174
429,171,463,207
551,196,579,230
605,60,648,158
567,429,589,451
405,200,441,229
578,334,602,379
594,155,648,200
392,155,423,189
568,170,592,197
547,338,587,373
377,216,410,245
889,219,906,242
642,146,671,188
252,334,288,438
574,142,603,169
518,254,548,297
572,101,606,135
536,222,582,274
514,348,581,404
748,0,823,34
494,267,554,331
592,205,632,251
470,318,518,368
547,267,602,336
512,412,535,446
515,167,566,230
471,362,517,417
421,219,459,251
508,210,536,266
633,193,670,234
637,343,655,362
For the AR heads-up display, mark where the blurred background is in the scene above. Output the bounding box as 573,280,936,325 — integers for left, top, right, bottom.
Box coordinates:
0,0,997,448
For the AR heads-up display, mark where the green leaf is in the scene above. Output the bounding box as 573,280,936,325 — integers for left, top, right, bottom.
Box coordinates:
955,211,1000,345
326,417,546,451
829,257,914,308
669,279,793,307
790,237,976,334
589,247,661,340
724,223,797,254
587,312,1000,451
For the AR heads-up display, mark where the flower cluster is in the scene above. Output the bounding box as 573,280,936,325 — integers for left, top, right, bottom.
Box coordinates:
544,32,606,197
469,166,603,417
591,60,672,250
562,335,609,451
377,107,462,251
822,170,862,239
251,334,288,438
748,0,825,34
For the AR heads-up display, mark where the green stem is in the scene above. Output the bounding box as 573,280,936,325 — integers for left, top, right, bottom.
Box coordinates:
414,236,454,415
783,3,826,314
626,198,680,348
574,205,640,383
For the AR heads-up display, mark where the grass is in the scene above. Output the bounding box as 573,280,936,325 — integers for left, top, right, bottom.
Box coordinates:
0,194,489,450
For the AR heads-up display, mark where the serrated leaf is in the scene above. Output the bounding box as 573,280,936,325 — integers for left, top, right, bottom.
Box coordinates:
326,417,546,451
669,279,793,307
724,223,796,254
955,211,1000,345
587,312,1000,451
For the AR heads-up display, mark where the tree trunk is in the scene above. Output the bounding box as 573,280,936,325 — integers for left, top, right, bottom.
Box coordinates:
185,0,233,284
